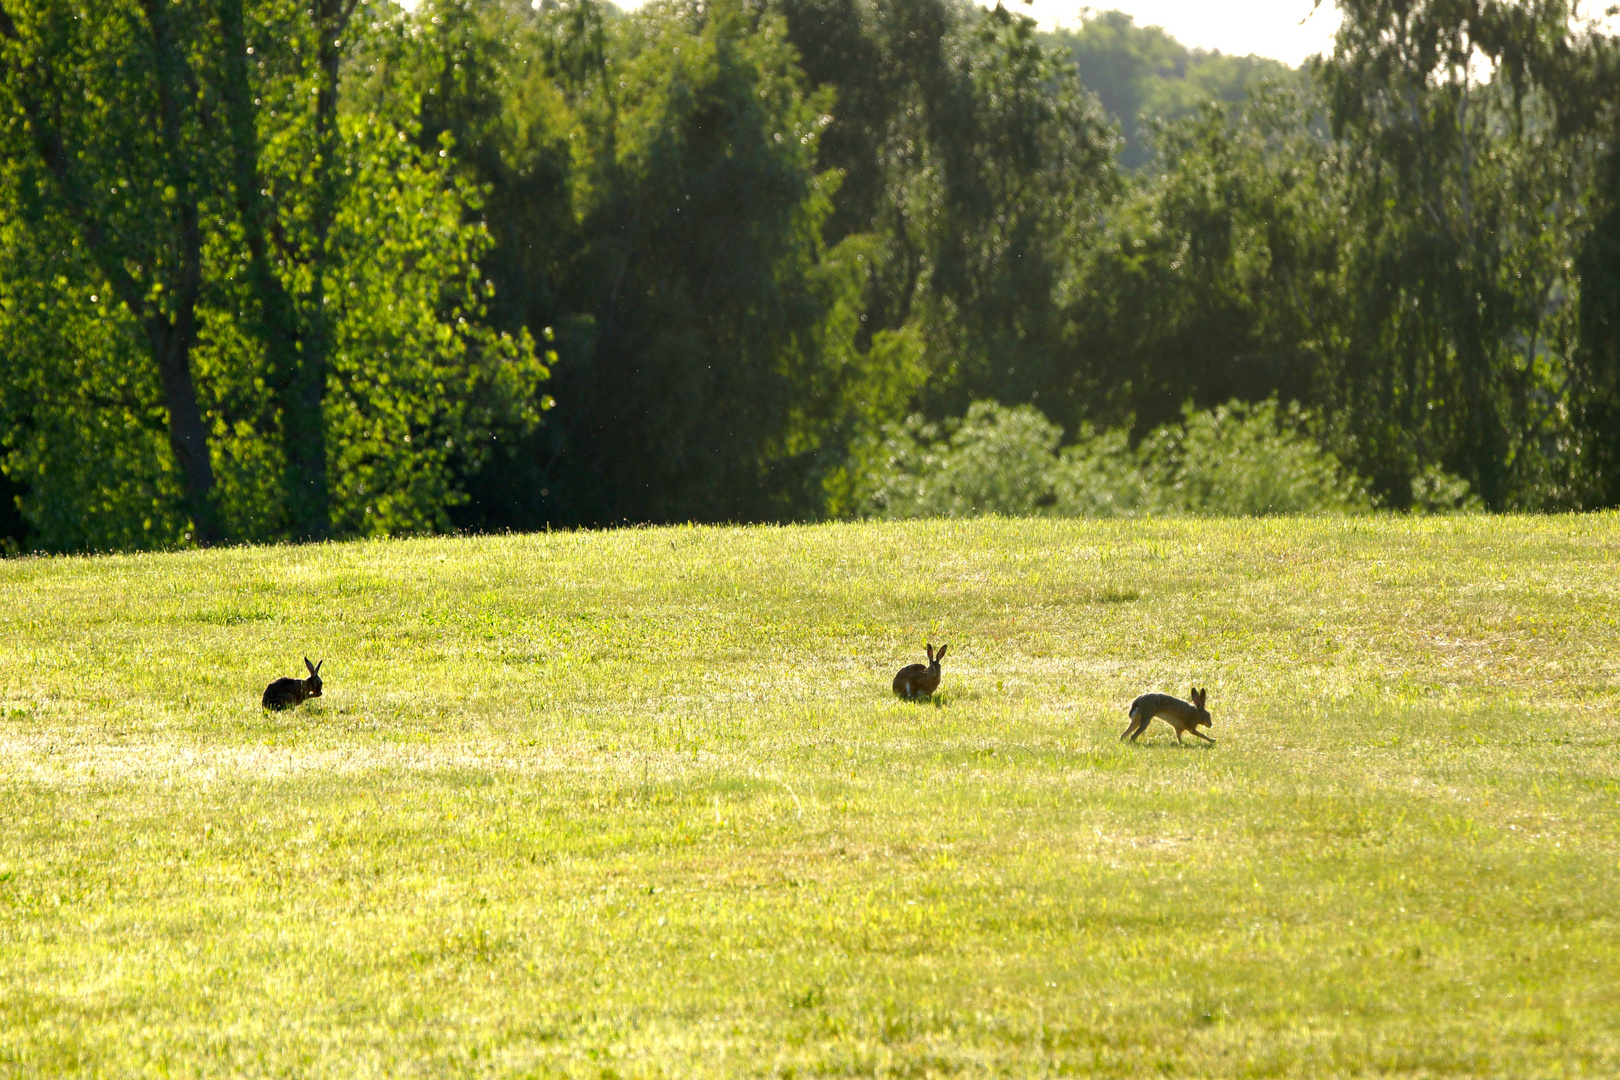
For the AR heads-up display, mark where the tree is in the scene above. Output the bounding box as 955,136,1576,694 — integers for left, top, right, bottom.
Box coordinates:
370,0,916,527
1314,0,1608,508
216,0,366,540
1044,10,1298,171
0,195,196,550
917,3,1116,414
351,0,584,532
0,0,227,541
1573,140,1620,506
776,0,1115,417
0,0,548,551
556,0,870,522
1059,87,1342,438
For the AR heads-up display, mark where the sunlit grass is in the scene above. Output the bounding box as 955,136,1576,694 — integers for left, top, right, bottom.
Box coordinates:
2,516,1618,1076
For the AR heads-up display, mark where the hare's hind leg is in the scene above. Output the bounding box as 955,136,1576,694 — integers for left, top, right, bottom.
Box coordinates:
1122,709,1149,742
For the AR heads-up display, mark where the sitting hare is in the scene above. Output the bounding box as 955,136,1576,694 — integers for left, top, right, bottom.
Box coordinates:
893,643,947,699
1121,686,1213,745
262,657,323,711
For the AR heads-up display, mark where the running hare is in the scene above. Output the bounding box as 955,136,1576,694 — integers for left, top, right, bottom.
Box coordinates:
1121,686,1213,745
262,657,323,711
893,643,947,699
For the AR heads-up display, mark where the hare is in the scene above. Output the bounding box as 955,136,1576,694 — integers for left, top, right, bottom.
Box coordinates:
893,643,947,699
1121,686,1213,745
262,657,323,711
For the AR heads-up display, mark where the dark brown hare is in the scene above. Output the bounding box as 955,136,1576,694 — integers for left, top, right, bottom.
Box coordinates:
893,643,947,699
262,658,323,711
1121,686,1213,745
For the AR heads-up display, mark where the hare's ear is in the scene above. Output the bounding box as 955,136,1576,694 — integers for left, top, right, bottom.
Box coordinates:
306,657,317,677
934,644,947,662
925,643,934,662
314,659,324,676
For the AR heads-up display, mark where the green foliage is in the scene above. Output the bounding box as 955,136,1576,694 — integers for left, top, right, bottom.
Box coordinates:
915,4,1117,413
354,0,583,340
776,0,1116,415
0,0,548,552
818,322,931,517
0,0,230,540
4,0,1620,550
349,0,585,533
1314,0,1610,509
1045,10,1299,170
320,121,551,537
560,0,860,522
1572,142,1620,507
375,0,918,527
1135,400,1372,516
0,180,192,551
1060,86,1340,436
857,400,1071,518
858,398,1370,519
1408,463,1482,514
1053,2,1616,511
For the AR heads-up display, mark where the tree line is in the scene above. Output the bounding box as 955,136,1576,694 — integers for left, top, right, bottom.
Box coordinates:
1,0,1617,552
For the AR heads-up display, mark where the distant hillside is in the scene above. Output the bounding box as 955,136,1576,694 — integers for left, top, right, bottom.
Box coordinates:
1043,10,1301,170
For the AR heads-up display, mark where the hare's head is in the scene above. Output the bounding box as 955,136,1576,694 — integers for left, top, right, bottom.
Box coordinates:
304,657,324,698
928,643,947,669
1190,686,1209,724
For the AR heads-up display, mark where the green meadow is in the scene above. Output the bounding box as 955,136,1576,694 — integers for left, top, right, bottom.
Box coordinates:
2,517,1618,1077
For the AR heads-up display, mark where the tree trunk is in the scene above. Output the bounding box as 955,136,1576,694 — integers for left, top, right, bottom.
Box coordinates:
217,0,325,539
140,0,221,542
146,317,221,542
276,0,362,541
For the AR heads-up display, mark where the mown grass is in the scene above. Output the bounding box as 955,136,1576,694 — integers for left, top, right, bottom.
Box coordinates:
1,516,1617,1077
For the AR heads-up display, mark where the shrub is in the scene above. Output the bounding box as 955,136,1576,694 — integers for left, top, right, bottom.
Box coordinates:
858,402,1067,519
858,399,1373,518
1409,464,1482,513
1138,400,1373,516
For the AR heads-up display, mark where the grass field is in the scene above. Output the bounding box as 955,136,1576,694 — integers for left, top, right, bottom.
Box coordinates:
2,516,1618,1077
